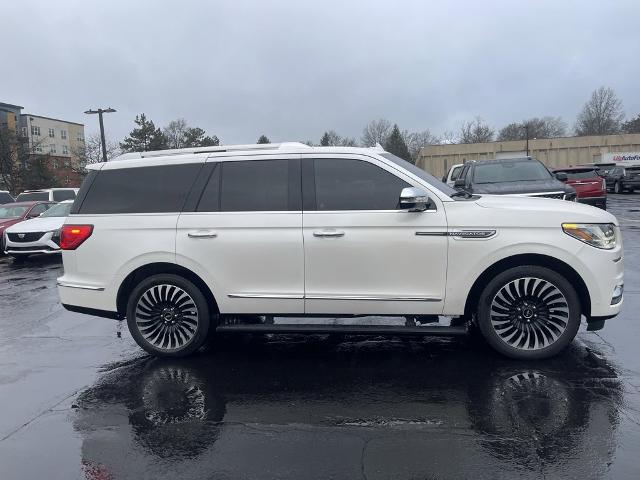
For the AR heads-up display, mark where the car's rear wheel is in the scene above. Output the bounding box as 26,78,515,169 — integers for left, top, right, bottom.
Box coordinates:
476,266,581,360
614,181,622,194
126,274,211,357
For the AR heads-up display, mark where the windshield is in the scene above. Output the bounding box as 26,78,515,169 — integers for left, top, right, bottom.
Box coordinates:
41,202,73,217
380,152,458,196
473,160,552,184
0,205,28,219
16,191,49,201
555,169,599,180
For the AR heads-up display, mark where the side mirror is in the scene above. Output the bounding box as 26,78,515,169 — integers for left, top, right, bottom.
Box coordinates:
555,172,568,182
454,178,466,189
400,187,431,212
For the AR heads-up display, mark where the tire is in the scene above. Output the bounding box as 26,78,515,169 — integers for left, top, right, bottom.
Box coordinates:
614,181,622,194
126,274,211,357
476,266,581,360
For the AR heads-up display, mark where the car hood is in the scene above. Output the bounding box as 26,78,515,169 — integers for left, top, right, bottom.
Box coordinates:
470,179,572,195
0,218,21,230
473,194,617,225
5,216,66,233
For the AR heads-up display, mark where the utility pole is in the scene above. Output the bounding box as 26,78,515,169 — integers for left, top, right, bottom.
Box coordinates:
84,108,116,162
523,124,530,156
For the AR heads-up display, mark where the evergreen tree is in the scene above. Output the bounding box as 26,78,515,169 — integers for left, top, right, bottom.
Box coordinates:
257,135,271,144
183,127,219,147
21,156,58,190
320,132,331,146
622,114,640,134
384,124,411,162
120,114,168,152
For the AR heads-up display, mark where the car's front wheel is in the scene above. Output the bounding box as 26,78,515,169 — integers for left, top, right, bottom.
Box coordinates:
476,266,581,360
126,274,211,357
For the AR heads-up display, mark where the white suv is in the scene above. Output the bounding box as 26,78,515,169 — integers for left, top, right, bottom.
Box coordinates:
57,143,623,359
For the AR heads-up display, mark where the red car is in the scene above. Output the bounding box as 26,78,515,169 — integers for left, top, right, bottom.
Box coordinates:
0,201,56,252
552,166,607,210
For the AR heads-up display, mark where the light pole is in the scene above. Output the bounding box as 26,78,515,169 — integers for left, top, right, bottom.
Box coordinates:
523,124,530,157
84,108,116,162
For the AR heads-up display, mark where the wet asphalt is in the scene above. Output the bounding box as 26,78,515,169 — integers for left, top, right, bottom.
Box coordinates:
0,195,639,479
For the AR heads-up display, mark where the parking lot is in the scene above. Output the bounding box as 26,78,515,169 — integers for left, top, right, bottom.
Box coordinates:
0,195,637,479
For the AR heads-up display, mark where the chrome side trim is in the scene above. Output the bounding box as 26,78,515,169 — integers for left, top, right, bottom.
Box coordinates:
305,294,442,302
415,231,448,236
228,293,304,299
57,281,105,291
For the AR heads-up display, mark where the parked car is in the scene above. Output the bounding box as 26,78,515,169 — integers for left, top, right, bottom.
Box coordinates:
0,201,55,253
552,166,607,209
453,157,577,200
601,165,640,194
0,190,15,204
58,143,623,360
442,163,464,187
4,200,74,259
16,188,78,202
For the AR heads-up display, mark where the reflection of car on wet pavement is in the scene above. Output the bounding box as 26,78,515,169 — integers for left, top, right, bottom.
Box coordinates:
73,337,622,479
58,144,623,361
4,201,73,258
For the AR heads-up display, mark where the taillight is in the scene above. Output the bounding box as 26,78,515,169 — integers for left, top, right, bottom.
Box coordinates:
60,224,93,250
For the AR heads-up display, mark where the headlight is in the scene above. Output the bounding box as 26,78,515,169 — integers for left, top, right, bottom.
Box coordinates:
562,223,617,249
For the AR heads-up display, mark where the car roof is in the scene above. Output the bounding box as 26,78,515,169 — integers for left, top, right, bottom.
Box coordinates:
552,166,597,171
88,143,388,171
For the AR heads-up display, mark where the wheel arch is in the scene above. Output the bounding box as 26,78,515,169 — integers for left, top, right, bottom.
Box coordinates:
463,253,591,319
116,262,219,318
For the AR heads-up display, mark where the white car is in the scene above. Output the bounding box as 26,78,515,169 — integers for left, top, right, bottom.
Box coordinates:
16,188,78,202
442,163,464,187
4,200,74,258
57,143,623,360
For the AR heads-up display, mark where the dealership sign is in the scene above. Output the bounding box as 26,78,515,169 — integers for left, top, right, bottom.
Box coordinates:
602,152,640,163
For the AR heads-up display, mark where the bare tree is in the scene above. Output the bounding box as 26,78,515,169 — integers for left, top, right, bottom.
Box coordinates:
575,86,624,136
459,117,494,143
498,117,566,141
0,127,54,194
71,133,120,173
320,130,357,146
440,130,458,144
361,118,392,147
402,129,439,162
164,118,188,149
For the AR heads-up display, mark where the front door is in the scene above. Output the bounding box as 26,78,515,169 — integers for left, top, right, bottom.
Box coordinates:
302,155,448,315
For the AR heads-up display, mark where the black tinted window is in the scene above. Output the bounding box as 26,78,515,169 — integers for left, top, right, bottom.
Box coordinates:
197,159,297,212
78,164,201,214
17,192,48,201
555,169,599,180
0,192,14,204
313,159,410,210
52,190,76,201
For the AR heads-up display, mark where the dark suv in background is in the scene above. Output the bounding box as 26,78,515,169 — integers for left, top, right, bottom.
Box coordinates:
602,165,640,194
453,157,576,200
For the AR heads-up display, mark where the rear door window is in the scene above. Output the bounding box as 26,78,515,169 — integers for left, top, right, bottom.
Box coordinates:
78,164,202,214
17,191,49,201
197,159,300,212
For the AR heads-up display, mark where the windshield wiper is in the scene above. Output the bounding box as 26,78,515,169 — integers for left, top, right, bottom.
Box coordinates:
450,190,473,199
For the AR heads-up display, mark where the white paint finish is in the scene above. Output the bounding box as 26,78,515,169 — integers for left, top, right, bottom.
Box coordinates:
176,211,304,314
303,209,447,315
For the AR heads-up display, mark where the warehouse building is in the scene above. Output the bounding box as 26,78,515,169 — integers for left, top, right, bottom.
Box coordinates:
417,133,640,179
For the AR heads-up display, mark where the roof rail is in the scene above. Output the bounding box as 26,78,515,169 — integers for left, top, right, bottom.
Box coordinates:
113,142,311,161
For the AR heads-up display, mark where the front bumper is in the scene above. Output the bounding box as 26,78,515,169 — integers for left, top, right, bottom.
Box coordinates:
4,231,61,255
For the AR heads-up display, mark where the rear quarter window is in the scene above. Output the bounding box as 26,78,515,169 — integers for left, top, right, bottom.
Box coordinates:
77,164,203,214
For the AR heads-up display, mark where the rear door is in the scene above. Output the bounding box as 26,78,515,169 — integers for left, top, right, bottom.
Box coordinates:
176,155,304,314
302,154,448,315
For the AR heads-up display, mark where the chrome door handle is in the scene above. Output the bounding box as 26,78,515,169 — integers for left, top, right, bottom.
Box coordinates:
188,230,217,238
313,230,345,238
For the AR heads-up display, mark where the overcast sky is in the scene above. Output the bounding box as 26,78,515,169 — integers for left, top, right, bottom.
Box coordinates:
2,0,639,145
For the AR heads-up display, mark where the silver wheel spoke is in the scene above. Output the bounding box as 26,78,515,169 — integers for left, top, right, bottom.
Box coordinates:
490,276,569,351
134,283,200,351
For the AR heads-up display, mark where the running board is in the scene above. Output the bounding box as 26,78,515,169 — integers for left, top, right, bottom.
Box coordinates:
215,324,468,336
